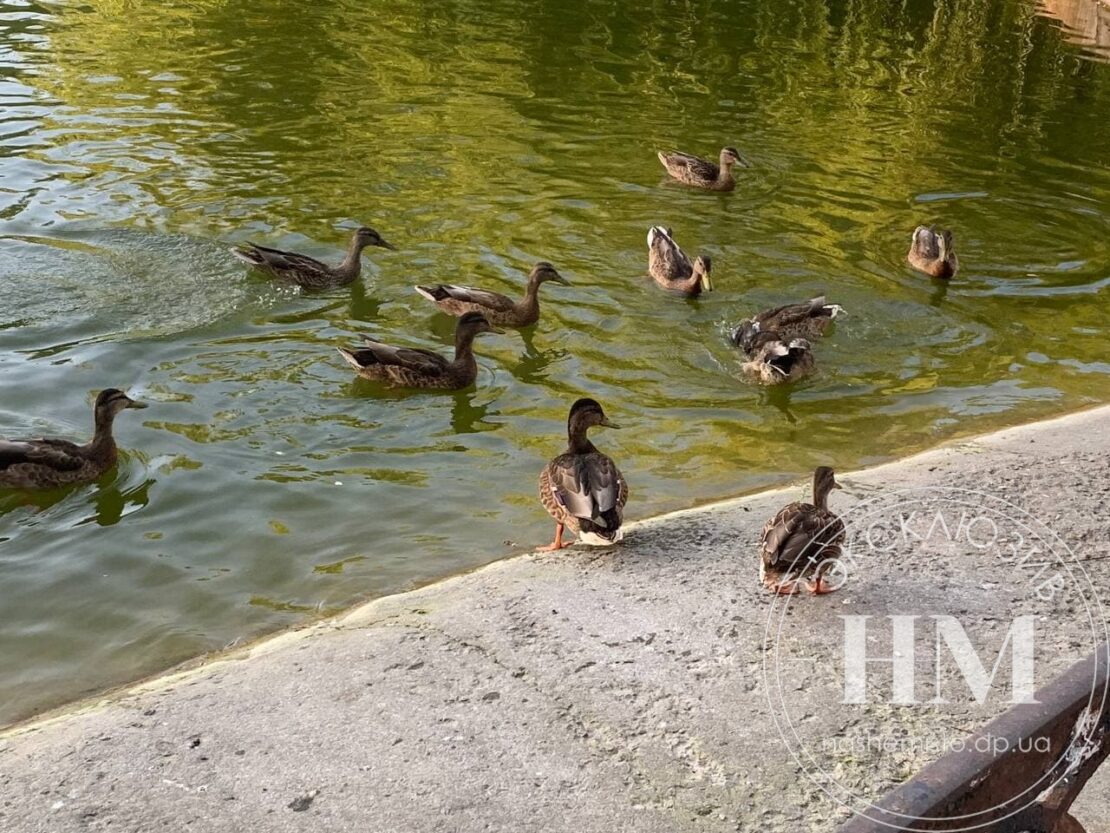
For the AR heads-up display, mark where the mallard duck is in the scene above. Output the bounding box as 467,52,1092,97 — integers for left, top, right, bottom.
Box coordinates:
414,262,570,327
538,398,628,551
657,147,748,191
0,389,147,490
231,226,394,289
740,332,815,385
761,466,845,595
646,227,713,295
730,296,842,353
337,311,502,390
907,225,958,279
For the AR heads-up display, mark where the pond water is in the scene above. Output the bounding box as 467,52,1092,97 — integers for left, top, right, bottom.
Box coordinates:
1,0,1109,725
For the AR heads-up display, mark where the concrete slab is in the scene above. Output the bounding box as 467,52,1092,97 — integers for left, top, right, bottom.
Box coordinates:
2,406,1110,832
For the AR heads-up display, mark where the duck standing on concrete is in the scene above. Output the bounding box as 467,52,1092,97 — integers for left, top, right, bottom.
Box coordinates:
337,312,502,390
907,225,958,279
646,226,713,296
538,398,628,551
657,146,748,191
414,262,570,327
0,389,147,490
232,226,395,289
760,466,845,595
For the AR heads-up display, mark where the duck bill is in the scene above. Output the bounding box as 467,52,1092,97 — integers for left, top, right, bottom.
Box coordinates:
599,418,621,429
126,399,148,409
379,239,397,251
552,276,572,286
699,273,714,292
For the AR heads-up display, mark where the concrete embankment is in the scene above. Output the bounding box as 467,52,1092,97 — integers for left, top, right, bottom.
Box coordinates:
2,406,1110,832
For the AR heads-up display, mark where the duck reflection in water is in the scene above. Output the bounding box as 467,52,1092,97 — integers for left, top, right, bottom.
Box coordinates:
450,390,499,435
510,326,569,385
759,384,799,425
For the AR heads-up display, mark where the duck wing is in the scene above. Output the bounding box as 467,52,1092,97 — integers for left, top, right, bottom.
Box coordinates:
547,451,625,530
0,438,85,473
348,337,450,374
416,284,516,312
659,151,719,180
236,243,332,277
647,227,693,281
761,502,842,570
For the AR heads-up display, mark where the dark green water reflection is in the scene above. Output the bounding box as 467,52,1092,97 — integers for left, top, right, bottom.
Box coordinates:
1,0,1109,724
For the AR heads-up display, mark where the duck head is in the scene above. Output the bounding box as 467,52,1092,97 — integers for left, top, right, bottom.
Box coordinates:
568,397,620,433
354,226,396,251
693,255,713,292
720,147,750,168
529,261,571,287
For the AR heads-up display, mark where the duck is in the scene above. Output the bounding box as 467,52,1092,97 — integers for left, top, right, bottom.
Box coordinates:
231,226,395,289
414,262,570,327
646,227,713,296
538,398,628,551
907,225,958,279
730,296,842,353
760,466,845,595
740,332,815,385
337,311,502,390
0,389,147,490
657,146,748,191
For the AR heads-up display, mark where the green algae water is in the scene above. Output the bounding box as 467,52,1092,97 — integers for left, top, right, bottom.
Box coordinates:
1,0,1109,724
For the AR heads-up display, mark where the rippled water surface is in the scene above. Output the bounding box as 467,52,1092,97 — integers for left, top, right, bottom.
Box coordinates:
1,0,1109,724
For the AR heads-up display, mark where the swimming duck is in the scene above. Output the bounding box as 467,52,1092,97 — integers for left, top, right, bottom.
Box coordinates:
538,398,628,551
231,226,395,289
731,296,842,353
414,262,570,327
657,147,748,191
646,227,713,296
740,332,815,385
337,311,502,390
761,466,845,595
0,389,147,490
907,226,958,279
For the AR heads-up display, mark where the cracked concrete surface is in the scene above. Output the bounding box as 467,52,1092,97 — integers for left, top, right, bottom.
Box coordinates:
2,406,1110,832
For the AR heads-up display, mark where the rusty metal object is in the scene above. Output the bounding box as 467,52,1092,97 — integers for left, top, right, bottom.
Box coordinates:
837,643,1110,833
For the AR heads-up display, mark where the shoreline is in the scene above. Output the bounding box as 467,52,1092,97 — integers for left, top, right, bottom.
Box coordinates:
4,399,1110,740
3,402,1110,832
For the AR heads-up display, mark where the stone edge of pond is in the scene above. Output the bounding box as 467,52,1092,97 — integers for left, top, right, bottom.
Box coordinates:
3,401,1109,741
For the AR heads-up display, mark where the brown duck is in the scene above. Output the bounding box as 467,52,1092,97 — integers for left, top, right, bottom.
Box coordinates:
730,296,842,353
337,312,502,390
414,262,570,327
739,332,815,385
646,226,713,296
761,466,845,595
657,147,748,191
0,389,147,490
538,398,628,551
907,226,958,279
232,226,394,289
